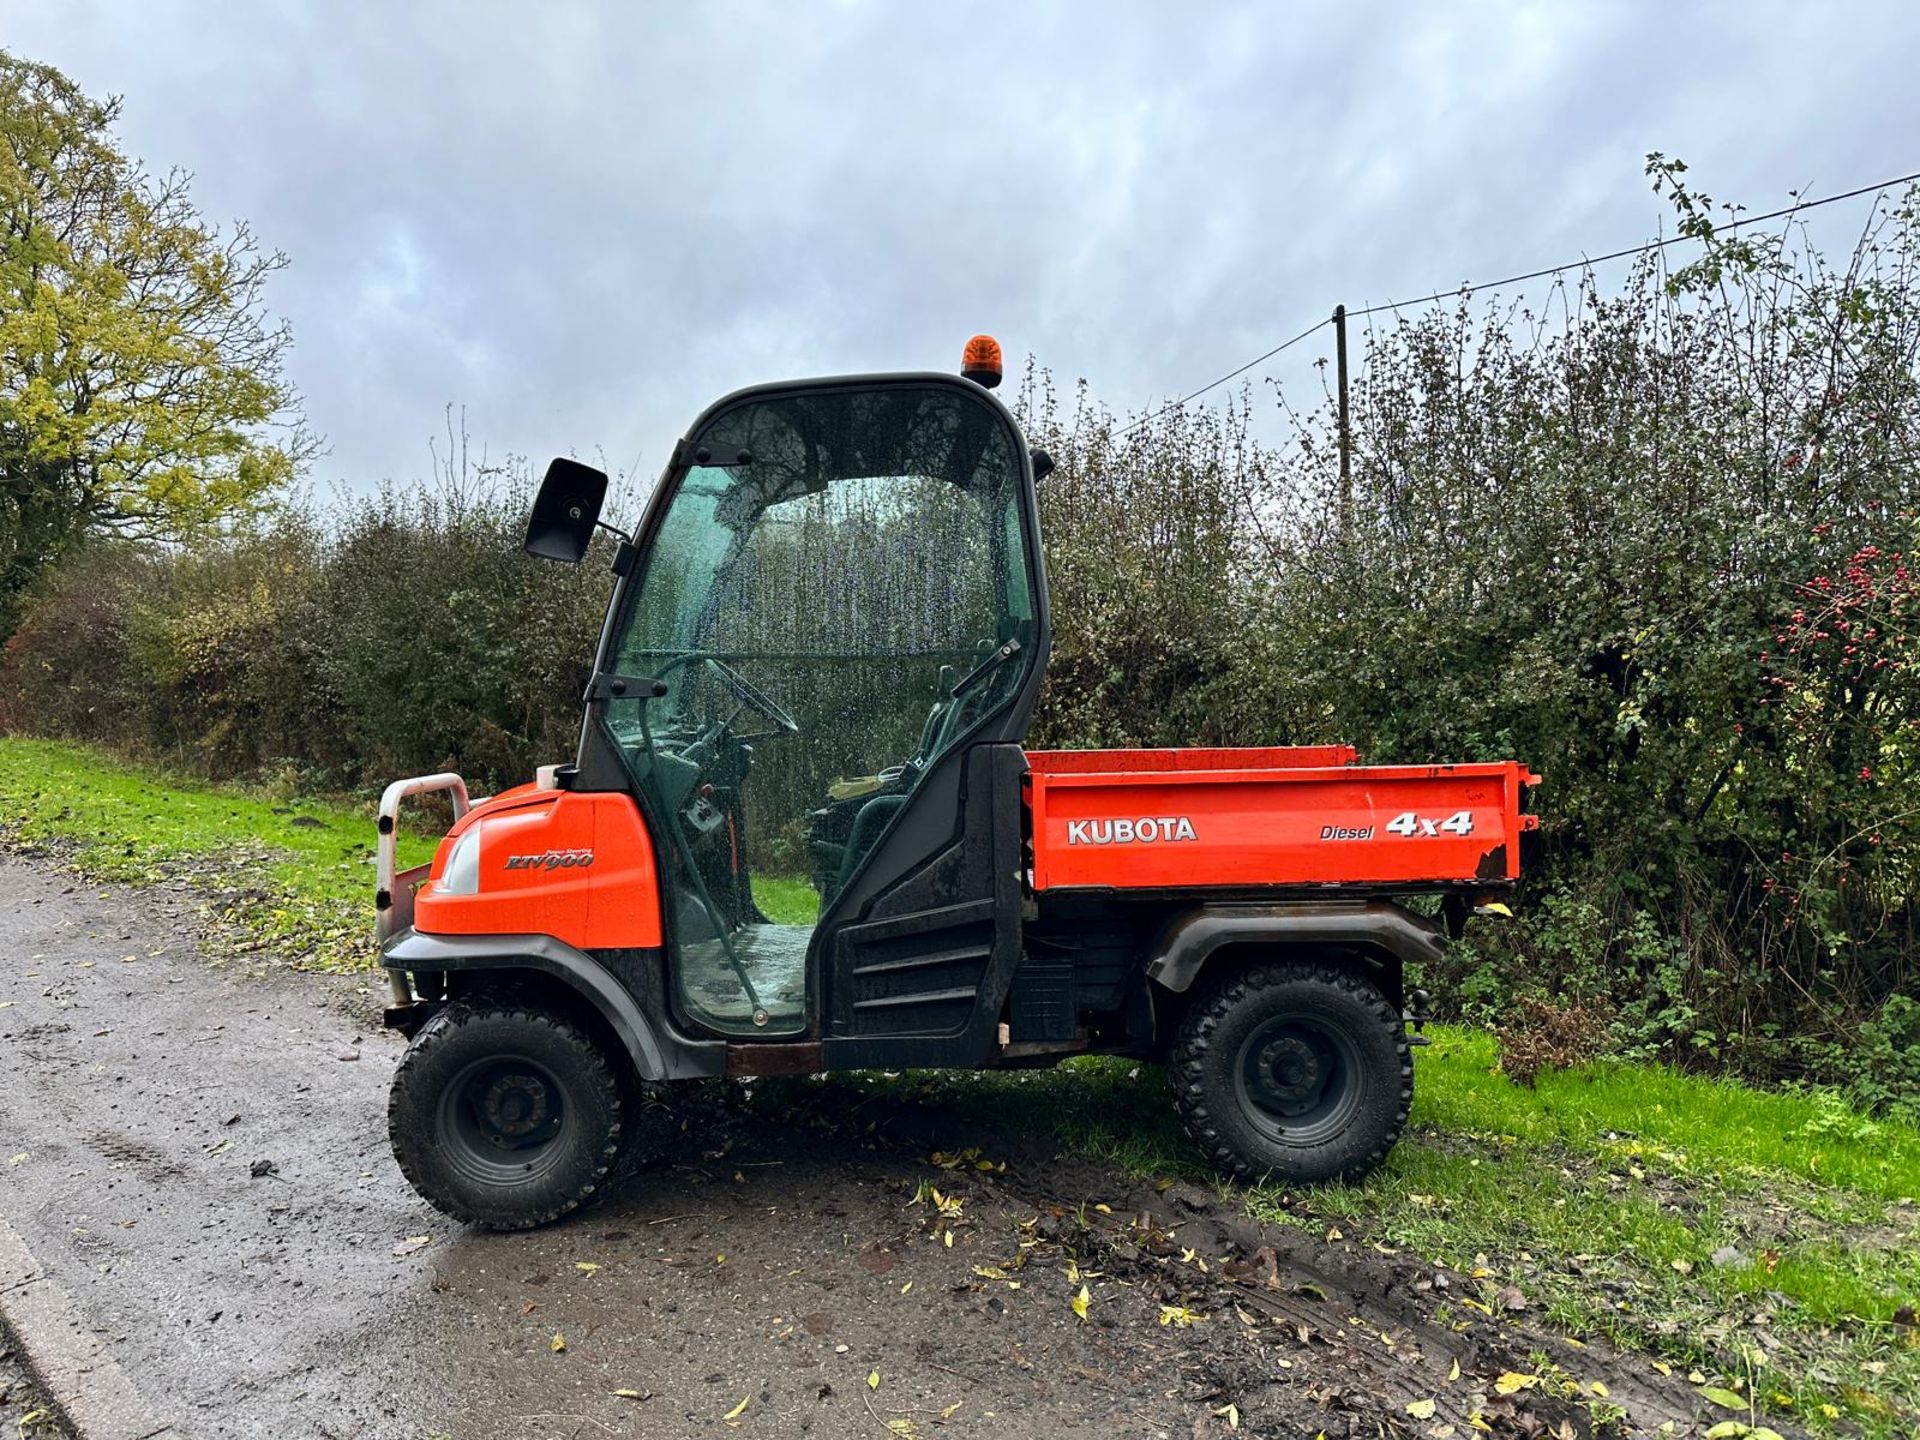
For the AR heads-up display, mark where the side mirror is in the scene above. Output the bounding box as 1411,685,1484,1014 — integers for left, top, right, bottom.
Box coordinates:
525,458,609,564
1031,448,1056,482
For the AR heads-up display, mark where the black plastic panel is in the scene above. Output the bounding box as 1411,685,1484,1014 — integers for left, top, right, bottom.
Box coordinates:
821,745,1026,1069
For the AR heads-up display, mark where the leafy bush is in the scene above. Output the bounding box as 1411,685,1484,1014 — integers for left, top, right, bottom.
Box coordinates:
0,468,618,795
0,544,149,742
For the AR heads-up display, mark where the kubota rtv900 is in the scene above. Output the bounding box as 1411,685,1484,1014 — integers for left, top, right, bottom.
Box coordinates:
377,339,1537,1229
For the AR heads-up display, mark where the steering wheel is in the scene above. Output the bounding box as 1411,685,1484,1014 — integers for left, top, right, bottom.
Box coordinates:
657,652,799,735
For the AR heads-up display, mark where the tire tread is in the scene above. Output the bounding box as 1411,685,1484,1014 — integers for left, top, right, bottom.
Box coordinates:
389,1002,624,1231
1168,960,1412,1185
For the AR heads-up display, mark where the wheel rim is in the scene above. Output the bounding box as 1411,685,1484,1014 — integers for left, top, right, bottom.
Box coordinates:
1233,1013,1365,1147
436,1054,575,1186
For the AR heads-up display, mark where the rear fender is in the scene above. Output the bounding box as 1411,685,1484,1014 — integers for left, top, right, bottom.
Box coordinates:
1145,900,1445,1011
382,929,724,1082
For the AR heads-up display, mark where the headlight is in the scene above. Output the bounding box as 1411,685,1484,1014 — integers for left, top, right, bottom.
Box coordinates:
440,823,484,895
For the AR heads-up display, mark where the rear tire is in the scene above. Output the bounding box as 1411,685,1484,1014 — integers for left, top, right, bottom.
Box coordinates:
389,1001,623,1230
1169,961,1411,1185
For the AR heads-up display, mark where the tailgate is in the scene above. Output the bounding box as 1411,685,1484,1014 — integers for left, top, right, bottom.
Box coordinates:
1025,756,1539,892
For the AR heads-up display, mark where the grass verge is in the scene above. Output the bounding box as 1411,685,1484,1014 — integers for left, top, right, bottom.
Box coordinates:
4,736,1916,1432
0,736,433,969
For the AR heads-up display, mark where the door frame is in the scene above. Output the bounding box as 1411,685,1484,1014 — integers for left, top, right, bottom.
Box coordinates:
576,372,1053,1042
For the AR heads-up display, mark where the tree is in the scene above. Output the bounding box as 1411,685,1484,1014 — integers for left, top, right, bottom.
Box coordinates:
0,49,310,629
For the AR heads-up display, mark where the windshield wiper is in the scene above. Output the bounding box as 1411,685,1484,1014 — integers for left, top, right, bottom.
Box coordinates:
950,638,1022,699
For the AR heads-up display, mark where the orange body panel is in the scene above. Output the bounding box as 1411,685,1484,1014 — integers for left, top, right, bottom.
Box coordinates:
1026,749,1539,892
411,787,663,949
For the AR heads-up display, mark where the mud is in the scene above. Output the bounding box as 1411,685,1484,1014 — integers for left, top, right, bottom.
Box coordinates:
0,855,1767,1438
0,1334,73,1438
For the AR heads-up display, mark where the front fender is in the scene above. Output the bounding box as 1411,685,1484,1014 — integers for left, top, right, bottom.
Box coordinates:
382,929,724,1081
1145,900,1444,1002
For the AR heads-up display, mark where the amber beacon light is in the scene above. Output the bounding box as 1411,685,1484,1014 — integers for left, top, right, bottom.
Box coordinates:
961,334,1003,388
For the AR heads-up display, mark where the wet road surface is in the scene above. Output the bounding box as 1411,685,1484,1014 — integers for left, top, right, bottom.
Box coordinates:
0,855,1736,1438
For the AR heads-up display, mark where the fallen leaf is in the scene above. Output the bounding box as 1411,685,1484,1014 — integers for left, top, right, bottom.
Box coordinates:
575,1261,601,1275
1448,1358,1461,1383
1212,1402,1241,1429
940,1401,963,1419
899,1280,913,1295
1408,1398,1438,1419
1670,1258,1695,1275
1698,1386,1748,1411
723,1395,751,1420
1071,1284,1090,1321
1494,1372,1539,1396
867,1370,881,1390
611,1388,651,1401
391,1235,431,1257
1587,1381,1609,1398
1158,1304,1201,1328
550,1333,568,1353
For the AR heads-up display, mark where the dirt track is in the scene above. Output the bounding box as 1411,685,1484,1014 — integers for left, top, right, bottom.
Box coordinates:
0,853,1755,1438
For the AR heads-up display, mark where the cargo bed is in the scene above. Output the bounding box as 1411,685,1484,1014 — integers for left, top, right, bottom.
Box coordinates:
1025,747,1539,893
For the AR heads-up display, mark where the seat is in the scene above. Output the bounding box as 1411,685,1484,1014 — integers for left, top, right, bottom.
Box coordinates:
824,793,908,909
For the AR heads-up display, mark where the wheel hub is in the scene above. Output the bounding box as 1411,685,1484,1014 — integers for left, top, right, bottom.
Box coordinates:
1257,1036,1322,1102
482,1072,552,1141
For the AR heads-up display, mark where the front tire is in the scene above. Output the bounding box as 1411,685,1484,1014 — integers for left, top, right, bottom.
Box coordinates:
389,1001,624,1230
1169,961,1411,1185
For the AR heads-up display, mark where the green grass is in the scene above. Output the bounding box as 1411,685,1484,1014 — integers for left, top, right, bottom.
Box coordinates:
754,873,820,925
0,737,434,967
6,736,1918,1431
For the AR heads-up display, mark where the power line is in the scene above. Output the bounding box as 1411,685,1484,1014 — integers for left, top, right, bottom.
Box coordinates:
1126,165,1920,429
1348,167,1920,319
1118,318,1329,436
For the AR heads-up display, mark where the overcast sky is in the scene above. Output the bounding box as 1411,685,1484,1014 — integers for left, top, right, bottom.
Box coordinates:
12,1,1920,492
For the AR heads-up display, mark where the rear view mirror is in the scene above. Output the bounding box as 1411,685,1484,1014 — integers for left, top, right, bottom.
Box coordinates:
525,458,609,564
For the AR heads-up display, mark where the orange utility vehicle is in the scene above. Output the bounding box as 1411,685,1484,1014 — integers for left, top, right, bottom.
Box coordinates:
378,340,1538,1229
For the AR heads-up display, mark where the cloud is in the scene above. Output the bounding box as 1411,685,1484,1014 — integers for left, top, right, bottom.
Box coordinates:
13,0,1920,489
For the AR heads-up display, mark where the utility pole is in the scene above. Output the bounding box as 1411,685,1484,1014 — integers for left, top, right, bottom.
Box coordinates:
1333,304,1352,535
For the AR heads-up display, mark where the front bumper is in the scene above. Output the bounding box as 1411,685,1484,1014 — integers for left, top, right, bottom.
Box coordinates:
375,772,471,1007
